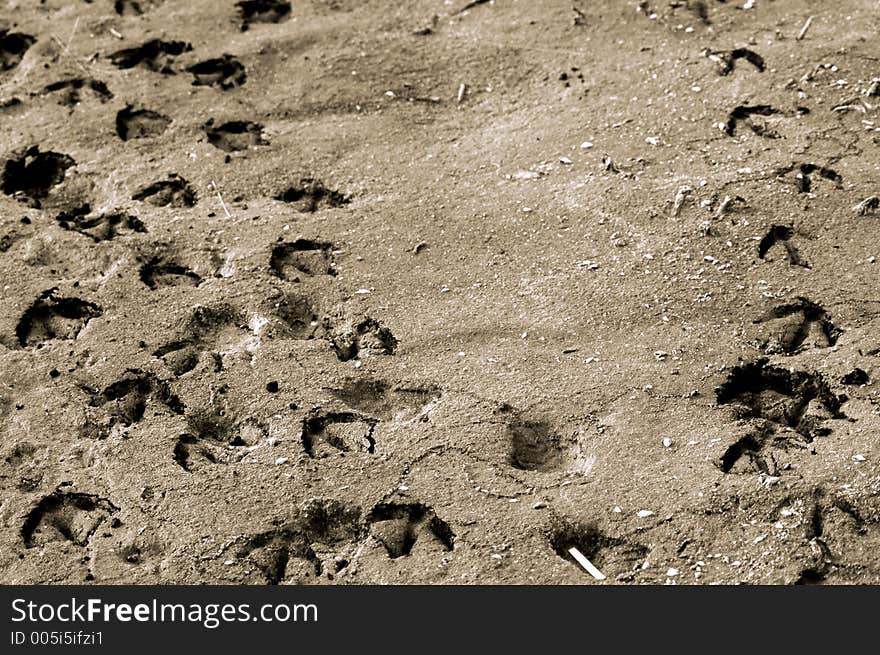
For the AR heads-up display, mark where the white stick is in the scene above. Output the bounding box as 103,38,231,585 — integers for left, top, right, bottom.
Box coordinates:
569,547,606,580
211,181,232,218
796,16,813,41
457,83,467,104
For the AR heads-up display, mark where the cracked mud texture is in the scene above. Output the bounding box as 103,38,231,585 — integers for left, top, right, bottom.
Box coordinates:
1,1,880,585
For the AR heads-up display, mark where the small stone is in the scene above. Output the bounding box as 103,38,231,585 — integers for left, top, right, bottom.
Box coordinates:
637,509,654,518
666,567,680,577
662,437,673,448
513,170,540,180
275,457,289,465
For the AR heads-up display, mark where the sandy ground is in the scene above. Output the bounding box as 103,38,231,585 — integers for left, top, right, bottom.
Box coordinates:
1,0,880,585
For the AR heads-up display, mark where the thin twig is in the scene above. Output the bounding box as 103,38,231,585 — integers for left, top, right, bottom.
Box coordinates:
50,18,92,76
796,16,813,41
211,181,233,218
